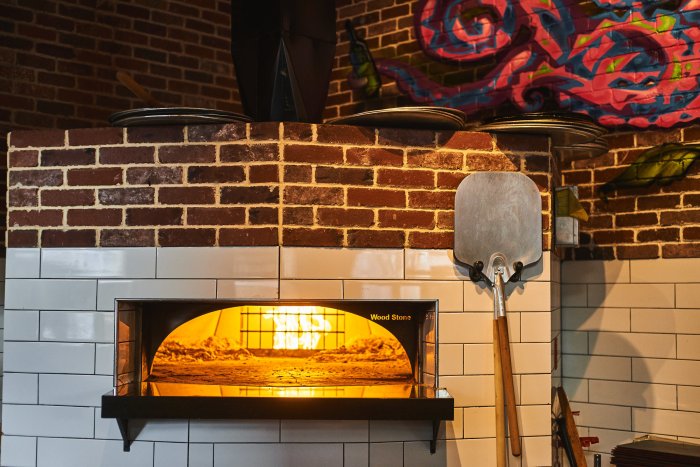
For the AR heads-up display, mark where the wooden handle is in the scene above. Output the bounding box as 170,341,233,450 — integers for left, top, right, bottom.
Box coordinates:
116,71,161,107
497,315,521,456
557,387,587,467
493,320,506,467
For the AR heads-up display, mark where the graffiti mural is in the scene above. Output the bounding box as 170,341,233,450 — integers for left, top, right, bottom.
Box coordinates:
377,0,700,128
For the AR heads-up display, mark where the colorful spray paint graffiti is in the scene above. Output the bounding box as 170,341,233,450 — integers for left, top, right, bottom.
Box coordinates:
377,0,700,128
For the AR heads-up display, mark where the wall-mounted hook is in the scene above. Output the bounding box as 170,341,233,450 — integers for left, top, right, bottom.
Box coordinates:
508,261,524,283
469,260,486,283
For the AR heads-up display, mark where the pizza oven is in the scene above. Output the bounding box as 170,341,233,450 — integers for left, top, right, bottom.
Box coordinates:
102,299,454,453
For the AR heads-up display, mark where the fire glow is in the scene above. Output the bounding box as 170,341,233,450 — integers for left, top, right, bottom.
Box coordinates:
262,306,332,350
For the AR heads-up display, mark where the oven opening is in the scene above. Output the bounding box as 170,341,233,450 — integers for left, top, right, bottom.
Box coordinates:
149,304,414,396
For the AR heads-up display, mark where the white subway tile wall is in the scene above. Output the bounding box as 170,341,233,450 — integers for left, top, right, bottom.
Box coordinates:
2,248,557,466
562,257,700,466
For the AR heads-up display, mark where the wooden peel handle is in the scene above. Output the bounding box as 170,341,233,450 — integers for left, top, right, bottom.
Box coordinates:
116,71,161,107
493,320,506,467
497,315,521,457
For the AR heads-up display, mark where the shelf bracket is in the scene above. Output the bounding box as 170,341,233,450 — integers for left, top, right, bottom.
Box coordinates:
431,420,441,454
117,418,132,452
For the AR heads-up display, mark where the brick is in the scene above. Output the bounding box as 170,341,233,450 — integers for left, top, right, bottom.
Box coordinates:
347,187,405,207
408,191,454,209
9,150,39,167
662,243,700,258
126,207,182,226
616,212,658,227
41,229,96,247
126,167,183,185
220,227,279,246
283,227,343,247
317,208,374,227
408,231,453,249
467,153,519,171
378,210,435,229
637,195,680,210
284,186,343,205
377,169,434,188
8,230,38,247
563,170,592,185
524,155,551,172
283,207,314,225
68,168,122,186
221,186,279,204
159,228,216,247
100,229,155,247
249,207,278,225
67,208,122,226
9,209,62,227
159,187,214,205
127,126,184,143
41,189,94,206
249,165,279,183
571,246,615,260
605,133,635,149
10,129,64,148
100,146,155,164
637,129,681,147
315,166,373,185
250,122,279,140
437,131,493,150
284,165,312,183
99,187,154,205
316,125,374,145
346,147,403,166
570,152,615,170
188,207,245,225
221,144,278,162
9,188,38,207
159,145,216,163
10,169,63,187
41,148,95,166
587,214,614,229
407,150,462,170
282,122,313,141
592,229,634,244
378,128,435,147
684,125,700,142
617,244,659,259
437,171,467,189
684,227,700,240
68,127,122,146
188,123,246,142
437,211,454,229
594,197,635,213
347,229,405,248
637,228,680,242
187,165,244,184
284,144,343,164
495,133,549,152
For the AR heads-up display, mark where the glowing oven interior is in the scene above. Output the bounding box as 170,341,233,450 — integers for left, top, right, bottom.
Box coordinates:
115,300,439,399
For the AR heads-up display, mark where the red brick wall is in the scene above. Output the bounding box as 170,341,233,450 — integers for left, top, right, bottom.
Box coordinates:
1,0,244,251
6,123,553,249
562,123,700,260
1,0,240,135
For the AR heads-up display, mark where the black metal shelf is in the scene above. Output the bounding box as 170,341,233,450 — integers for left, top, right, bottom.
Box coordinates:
101,392,454,453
